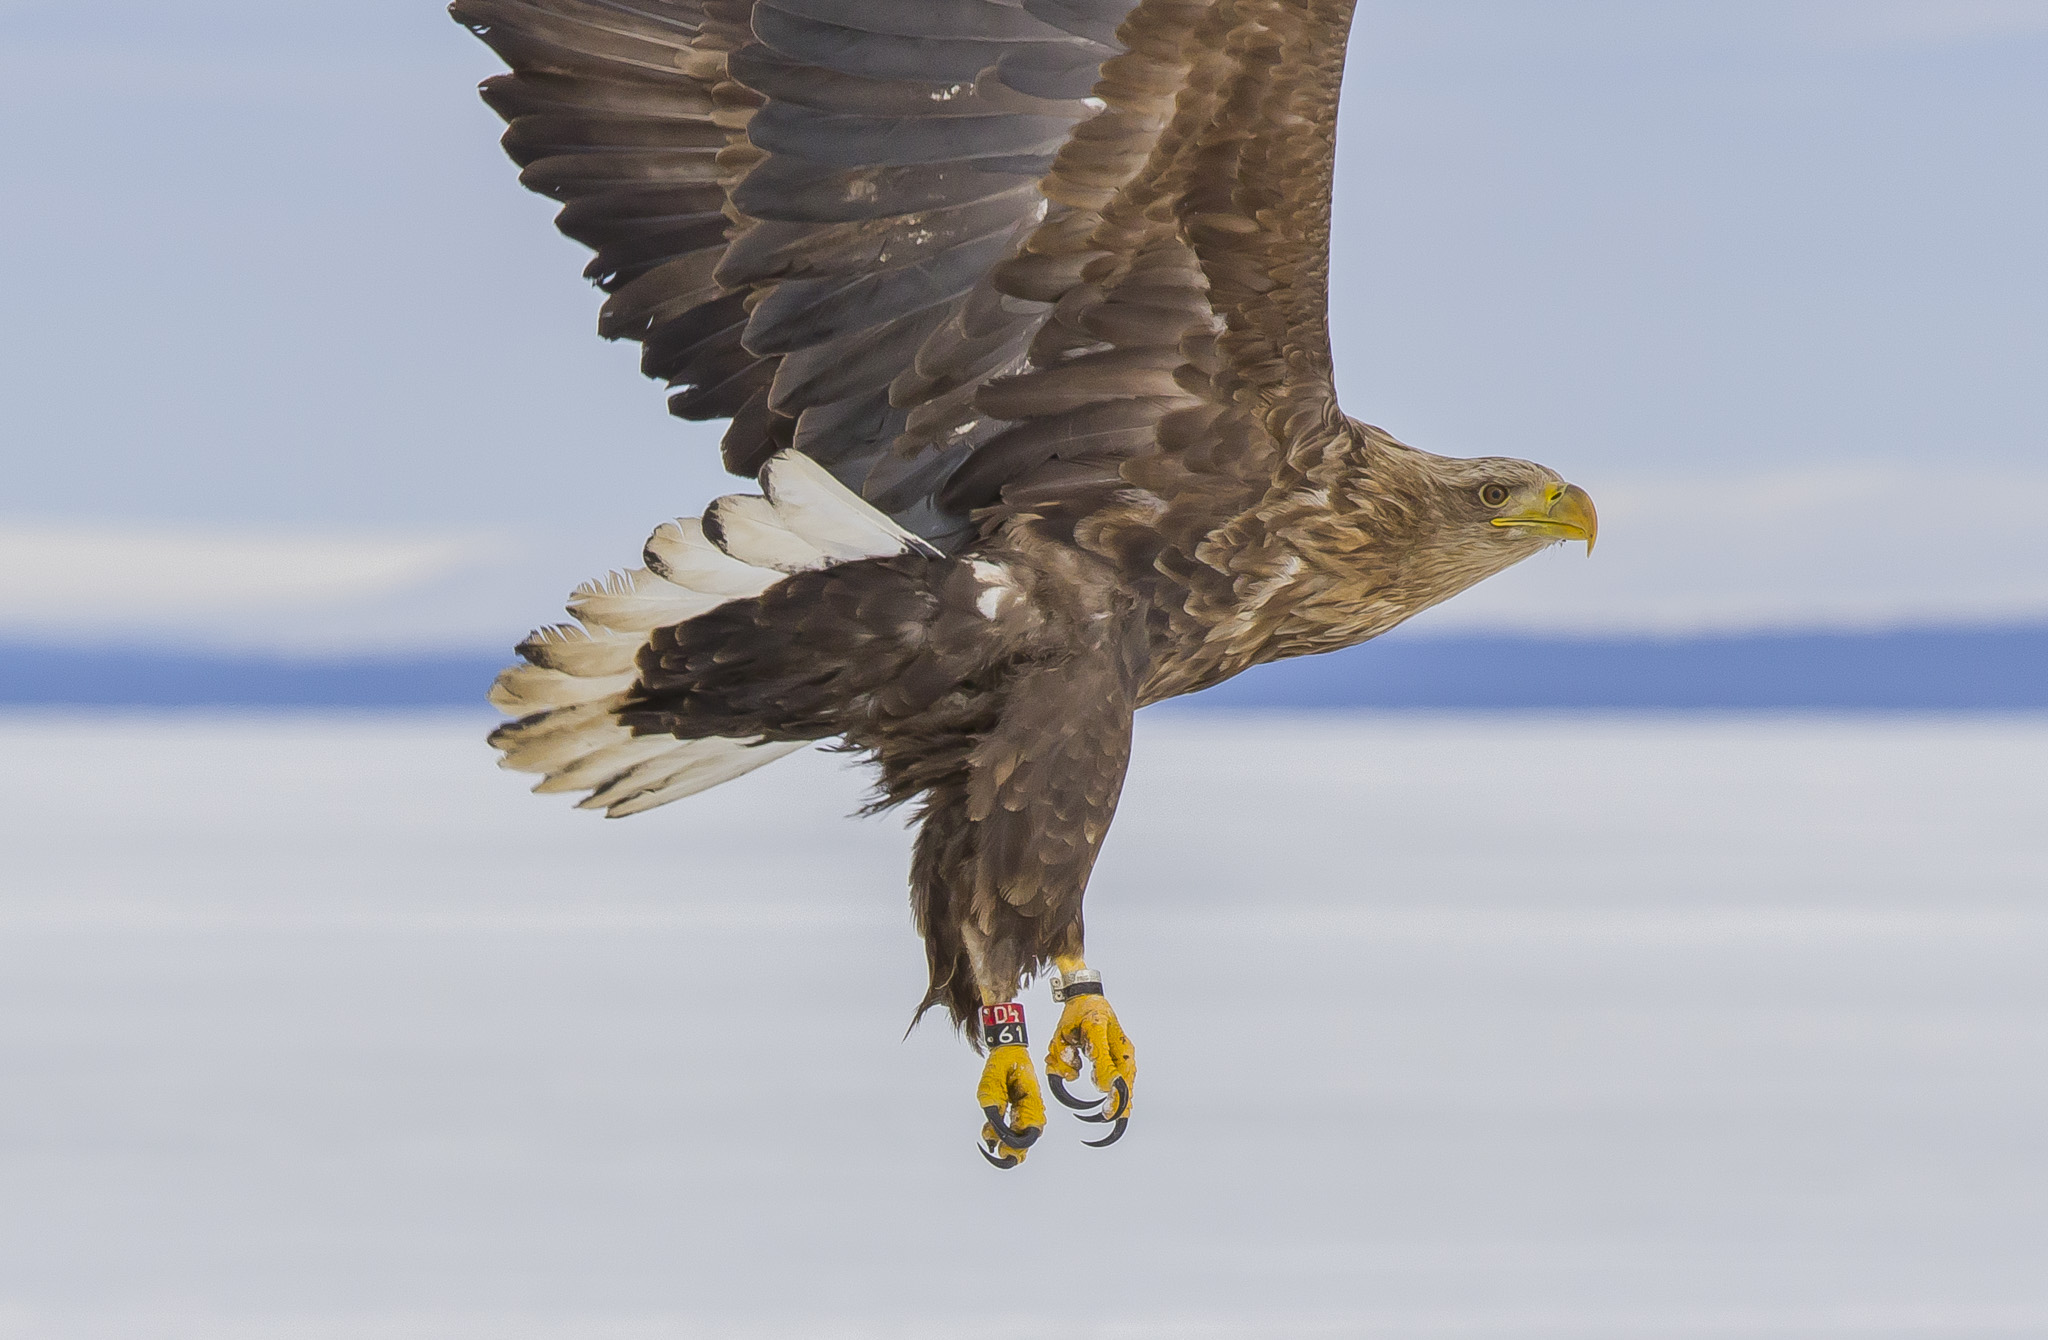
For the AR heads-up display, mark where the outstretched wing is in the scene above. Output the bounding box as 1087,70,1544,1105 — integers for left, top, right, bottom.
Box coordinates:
453,0,1135,544
457,0,1356,557
944,0,1354,540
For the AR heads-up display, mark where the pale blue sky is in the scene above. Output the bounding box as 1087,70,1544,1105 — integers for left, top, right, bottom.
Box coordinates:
2,1,2044,648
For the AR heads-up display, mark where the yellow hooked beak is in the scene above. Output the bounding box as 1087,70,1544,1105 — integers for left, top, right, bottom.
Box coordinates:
1491,482,1598,555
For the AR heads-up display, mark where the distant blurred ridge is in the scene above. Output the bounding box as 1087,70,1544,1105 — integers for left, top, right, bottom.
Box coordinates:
1179,625,2048,711
4,626,2043,711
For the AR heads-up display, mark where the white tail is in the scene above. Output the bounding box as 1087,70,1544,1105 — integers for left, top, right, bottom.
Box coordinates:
488,451,935,817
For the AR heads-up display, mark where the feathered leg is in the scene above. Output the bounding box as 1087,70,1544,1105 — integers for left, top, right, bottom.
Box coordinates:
885,593,1148,1166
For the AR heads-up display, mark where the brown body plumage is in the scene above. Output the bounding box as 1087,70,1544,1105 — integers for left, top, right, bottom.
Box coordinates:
457,0,1595,1035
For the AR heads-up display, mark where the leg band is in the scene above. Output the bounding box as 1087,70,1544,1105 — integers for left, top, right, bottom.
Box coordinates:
979,1002,1027,1049
1050,967,1102,1001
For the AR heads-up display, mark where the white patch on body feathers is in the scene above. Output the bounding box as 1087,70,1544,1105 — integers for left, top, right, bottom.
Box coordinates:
968,560,1016,620
488,450,927,817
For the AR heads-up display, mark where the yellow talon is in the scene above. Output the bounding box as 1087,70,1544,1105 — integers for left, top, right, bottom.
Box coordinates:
975,1043,1044,1165
1045,993,1137,1121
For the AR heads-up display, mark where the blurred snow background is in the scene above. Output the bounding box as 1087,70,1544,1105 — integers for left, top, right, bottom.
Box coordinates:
1,712,2043,1338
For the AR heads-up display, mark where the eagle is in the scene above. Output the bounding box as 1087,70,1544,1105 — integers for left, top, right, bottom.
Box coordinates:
454,0,1596,1166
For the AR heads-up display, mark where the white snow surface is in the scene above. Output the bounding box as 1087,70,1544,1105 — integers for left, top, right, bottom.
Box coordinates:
1,711,2044,1339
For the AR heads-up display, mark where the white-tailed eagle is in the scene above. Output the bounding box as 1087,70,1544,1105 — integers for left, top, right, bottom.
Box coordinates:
455,0,1596,1166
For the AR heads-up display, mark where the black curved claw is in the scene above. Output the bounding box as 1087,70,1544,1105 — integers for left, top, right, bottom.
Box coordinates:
1074,1077,1130,1123
981,1105,1042,1149
977,1141,1021,1169
1081,1115,1129,1148
1048,1073,1107,1112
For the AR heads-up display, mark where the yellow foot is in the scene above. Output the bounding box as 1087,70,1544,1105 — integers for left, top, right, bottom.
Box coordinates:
974,1004,1045,1169
1043,981,1136,1147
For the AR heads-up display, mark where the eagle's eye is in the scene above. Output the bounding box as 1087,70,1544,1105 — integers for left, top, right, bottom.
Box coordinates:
1478,483,1512,508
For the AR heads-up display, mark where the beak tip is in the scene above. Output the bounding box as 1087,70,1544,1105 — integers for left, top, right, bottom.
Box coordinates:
1562,482,1597,557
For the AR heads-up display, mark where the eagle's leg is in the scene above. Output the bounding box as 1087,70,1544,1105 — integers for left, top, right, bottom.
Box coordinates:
1043,956,1137,1147
974,996,1045,1169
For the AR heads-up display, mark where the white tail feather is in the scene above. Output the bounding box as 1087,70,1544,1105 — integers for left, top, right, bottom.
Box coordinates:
487,663,636,715
490,698,618,746
584,738,809,817
493,713,634,777
704,494,831,572
515,624,641,677
568,567,729,632
492,450,928,819
643,520,779,597
761,451,939,561
531,734,679,793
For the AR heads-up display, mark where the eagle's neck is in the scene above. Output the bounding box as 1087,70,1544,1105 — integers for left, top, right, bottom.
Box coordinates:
1144,425,1495,701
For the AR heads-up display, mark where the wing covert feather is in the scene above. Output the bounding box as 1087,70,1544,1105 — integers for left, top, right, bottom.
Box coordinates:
924,0,1357,581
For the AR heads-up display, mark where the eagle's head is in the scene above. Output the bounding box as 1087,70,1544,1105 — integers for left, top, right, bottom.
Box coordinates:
1337,422,1598,627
